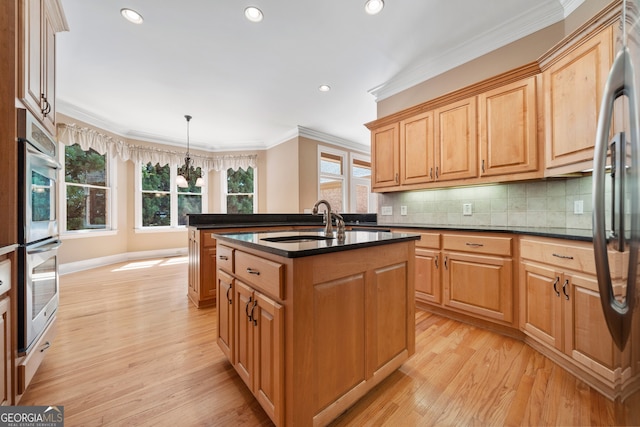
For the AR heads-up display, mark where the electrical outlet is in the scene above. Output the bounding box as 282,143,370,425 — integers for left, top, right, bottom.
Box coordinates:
574,200,584,214
400,205,407,216
381,206,393,216
463,203,472,216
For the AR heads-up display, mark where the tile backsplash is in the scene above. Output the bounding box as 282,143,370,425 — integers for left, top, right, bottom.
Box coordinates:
377,176,610,229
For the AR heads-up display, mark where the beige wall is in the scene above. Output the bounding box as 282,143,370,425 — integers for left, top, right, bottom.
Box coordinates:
376,0,614,118
265,137,300,213
56,114,265,265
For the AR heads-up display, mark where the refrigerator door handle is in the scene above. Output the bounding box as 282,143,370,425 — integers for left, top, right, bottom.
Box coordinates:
593,47,637,351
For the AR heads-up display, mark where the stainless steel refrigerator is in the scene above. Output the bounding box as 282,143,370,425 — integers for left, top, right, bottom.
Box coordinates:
593,0,640,422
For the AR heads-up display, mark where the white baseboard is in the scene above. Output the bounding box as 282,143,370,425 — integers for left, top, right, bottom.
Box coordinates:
59,247,188,275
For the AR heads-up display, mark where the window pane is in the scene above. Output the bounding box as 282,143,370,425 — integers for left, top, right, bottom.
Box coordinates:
66,186,107,230
320,153,343,175
355,183,370,213
177,166,202,193
178,194,202,226
142,193,170,226
227,167,254,193
353,164,371,178
227,195,253,214
319,178,343,212
65,144,107,185
142,163,170,192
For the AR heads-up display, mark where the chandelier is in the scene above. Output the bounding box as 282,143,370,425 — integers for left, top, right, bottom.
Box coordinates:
176,114,203,188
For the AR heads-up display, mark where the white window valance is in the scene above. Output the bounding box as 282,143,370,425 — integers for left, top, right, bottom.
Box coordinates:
56,122,257,172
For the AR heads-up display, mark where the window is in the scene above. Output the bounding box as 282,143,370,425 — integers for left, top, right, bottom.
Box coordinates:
223,167,256,213
350,154,376,213
138,162,205,228
63,144,112,232
319,149,346,212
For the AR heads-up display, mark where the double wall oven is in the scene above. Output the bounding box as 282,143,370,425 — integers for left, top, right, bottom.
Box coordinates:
17,108,61,355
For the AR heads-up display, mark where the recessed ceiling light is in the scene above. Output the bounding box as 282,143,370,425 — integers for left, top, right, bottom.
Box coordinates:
318,85,331,92
244,6,264,22
364,0,384,15
120,8,144,24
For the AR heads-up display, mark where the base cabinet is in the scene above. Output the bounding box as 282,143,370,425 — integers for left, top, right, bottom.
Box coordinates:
520,236,631,397
216,239,415,426
187,229,217,308
0,258,12,406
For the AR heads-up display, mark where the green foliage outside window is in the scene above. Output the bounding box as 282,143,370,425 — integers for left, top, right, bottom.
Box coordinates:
65,144,108,231
227,167,254,214
141,163,171,226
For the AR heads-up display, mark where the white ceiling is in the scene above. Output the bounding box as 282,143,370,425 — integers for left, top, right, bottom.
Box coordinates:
55,0,583,152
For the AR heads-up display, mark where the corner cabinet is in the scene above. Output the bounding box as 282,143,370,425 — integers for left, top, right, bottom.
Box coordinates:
541,24,614,173
519,236,631,399
18,0,68,136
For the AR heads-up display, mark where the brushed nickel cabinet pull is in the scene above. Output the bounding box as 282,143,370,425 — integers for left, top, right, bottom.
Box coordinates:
552,253,574,260
444,256,448,269
247,268,260,275
226,284,232,304
553,277,560,297
562,279,570,300
465,242,484,247
219,255,229,260
434,255,439,269
482,159,485,173
429,168,433,180
40,341,51,353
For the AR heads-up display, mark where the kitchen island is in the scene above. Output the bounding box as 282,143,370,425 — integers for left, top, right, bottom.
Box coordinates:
214,229,419,427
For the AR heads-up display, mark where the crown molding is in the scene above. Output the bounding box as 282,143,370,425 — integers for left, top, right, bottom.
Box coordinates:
57,99,367,154
369,0,576,101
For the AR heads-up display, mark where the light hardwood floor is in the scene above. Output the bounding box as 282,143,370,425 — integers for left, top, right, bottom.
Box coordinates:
18,257,633,426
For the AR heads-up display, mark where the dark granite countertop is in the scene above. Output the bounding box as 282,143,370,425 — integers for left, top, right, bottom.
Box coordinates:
213,230,420,258
187,213,594,242
379,224,594,242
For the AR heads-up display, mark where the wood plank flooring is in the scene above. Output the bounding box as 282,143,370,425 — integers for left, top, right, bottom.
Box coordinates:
18,257,629,426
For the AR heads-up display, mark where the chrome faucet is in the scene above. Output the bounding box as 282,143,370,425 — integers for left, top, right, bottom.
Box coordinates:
312,199,345,241
312,199,333,236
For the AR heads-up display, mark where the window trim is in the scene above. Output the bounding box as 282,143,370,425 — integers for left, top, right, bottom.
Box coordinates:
59,142,118,238
220,166,258,214
318,145,347,213
135,161,208,230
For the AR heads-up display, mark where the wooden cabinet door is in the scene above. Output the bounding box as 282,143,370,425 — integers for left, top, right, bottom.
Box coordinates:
400,111,434,184
0,296,10,406
187,231,200,305
201,247,217,301
478,77,538,176
371,123,399,188
41,0,57,134
415,248,440,304
565,273,623,381
20,0,44,123
520,261,563,350
443,251,513,323
234,281,254,390
253,292,284,427
544,26,613,169
216,270,234,363
434,97,478,181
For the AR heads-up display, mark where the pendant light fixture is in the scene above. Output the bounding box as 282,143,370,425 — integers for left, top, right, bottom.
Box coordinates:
176,115,203,188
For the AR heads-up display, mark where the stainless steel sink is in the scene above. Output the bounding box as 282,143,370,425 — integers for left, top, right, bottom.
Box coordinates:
261,235,335,243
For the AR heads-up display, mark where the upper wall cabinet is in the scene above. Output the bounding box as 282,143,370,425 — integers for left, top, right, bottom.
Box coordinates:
434,97,478,182
400,111,434,185
18,0,68,136
371,123,400,189
541,24,614,173
478,76,539,177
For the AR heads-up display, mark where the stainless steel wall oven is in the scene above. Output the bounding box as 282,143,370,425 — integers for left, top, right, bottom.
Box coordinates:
17,108,61,354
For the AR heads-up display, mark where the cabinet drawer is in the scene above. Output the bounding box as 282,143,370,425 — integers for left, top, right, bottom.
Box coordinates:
236,251,284,300
202,231,217,248
520,238,596,274
217,245,234,272
18,317,57,395
415,232,440,249
443,234,512,256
